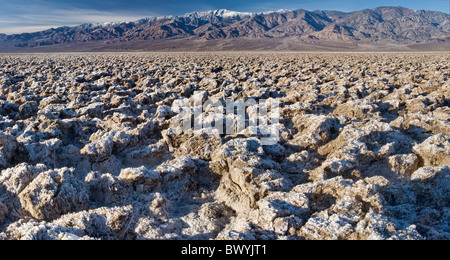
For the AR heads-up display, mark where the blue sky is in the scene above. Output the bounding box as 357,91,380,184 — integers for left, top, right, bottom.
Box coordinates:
0,0,449,34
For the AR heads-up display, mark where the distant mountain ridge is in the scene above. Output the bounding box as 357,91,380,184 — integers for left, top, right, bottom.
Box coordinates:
0,6,449,51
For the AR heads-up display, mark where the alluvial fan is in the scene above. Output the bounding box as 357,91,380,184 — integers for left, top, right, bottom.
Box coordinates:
0,52,449,240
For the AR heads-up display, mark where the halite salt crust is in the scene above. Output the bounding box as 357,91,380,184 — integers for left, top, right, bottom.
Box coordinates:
0,53,449,240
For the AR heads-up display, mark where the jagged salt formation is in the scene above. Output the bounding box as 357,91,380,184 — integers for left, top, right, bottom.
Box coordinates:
0,53,449,240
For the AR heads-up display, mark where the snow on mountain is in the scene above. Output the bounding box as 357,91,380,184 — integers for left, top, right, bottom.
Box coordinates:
260,9,291,15
216,9,253,18
182,9,253,19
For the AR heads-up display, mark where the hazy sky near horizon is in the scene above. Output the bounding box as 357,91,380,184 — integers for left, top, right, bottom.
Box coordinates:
0,0,448,34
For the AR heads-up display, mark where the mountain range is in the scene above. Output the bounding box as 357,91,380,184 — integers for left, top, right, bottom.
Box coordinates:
0,6,449,52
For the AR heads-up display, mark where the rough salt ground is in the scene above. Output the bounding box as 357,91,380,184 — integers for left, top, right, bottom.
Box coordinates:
0,53,449,240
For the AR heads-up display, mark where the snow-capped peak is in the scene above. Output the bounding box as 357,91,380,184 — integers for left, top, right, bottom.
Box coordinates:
215,9,253,18
260,9,291,15
182,9,253,19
